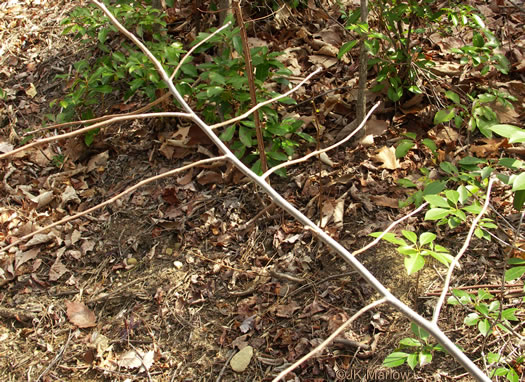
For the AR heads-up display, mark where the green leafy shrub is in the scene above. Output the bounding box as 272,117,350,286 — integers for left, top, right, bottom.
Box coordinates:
55,2,313,174
383,323,446,370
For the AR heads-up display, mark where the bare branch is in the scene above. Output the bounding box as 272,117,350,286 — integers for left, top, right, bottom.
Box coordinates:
272,298,387,382
18,3,487,380
0,156,227,254
432,178,495,323
209,68,322,130
262,101,380,179
170,22,232,81
0,112,191,160
353,202,429,256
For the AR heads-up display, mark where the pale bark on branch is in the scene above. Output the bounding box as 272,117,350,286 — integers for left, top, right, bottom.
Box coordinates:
0,2,491,380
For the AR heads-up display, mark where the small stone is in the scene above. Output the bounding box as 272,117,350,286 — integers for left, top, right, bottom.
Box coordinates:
230,346,253,373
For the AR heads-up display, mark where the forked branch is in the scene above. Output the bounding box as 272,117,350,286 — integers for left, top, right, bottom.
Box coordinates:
1,1,491,380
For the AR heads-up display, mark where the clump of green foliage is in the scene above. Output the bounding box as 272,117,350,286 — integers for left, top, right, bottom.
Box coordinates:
56,0,314,175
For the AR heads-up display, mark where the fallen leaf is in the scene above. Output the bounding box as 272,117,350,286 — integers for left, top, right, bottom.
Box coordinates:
25,233,54,247
66,301,96,328
87,151,109,172
372,146,400,170
370,195,399,208
15,248,40,270
25,83,37,98
49,257,69,281
230,346,253,373
117,349,154,372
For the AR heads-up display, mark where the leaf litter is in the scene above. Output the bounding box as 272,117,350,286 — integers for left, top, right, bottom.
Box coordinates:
0,0,524,381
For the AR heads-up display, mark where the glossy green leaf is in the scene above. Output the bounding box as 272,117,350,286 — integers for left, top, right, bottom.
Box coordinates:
425,208,451,220
434,108,455,124
383,352,409,367
405,253,425,275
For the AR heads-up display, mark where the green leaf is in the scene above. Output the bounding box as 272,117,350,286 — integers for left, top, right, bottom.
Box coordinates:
408,85,422,94
440,161,458,175
239,125,253,147
369,232,407,246
337,40,358,59
402,230,418,244
464,312,480,326
507,367,519,382
471,14,485,28
220,125,236,141
423,181,446,195
434,108,455,124
505,266,525,281
84,128,100,147
513,189,525,211
387,85,403,102
478,318,491,337
445,190,460,205
395,140,415,158
98,27,109,44
113,51,126,62
472,32,485,48
397,178,417,188
251,159,262,175
424,195,450,208
511,172,525,191
422,138,437,153
501,308,518,321
278,97,298,105
430,251,454,266
383,352,409,367
445,90,460,104
419,232,436,246
488,124,525,143
407,353,418,370
209,71,226,85
425,208,451,220
180,64,198,77
399,337,422,347
405,253,425,275
410,323,429,340
206,86,224,98
486,352,501,364
419,351,432,367
498,158,524,170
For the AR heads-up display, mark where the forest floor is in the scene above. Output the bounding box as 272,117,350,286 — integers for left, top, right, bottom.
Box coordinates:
0,0,524,381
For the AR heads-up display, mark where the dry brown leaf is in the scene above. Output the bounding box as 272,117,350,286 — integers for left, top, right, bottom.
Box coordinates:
197,170,223,185
15,248,39,269
49,257,69,281
25,233,54,247
87,151,109,172
370,195,399,208
66,301,96,328
372,146,400,170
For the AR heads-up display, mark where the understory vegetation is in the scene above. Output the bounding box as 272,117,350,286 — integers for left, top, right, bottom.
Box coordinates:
0,0,523,381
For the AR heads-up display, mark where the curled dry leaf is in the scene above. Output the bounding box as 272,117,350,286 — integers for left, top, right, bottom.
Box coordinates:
65,301,96,328
372,146,400,170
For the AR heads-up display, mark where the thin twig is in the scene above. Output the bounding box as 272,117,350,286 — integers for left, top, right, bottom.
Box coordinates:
262,101,380,179
36,330,73,382
0,112,191,160
0,156,227,254
353,202,429,256
272,298,387,381
432,178,495,324
233,0,268,172
209,69,322,130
